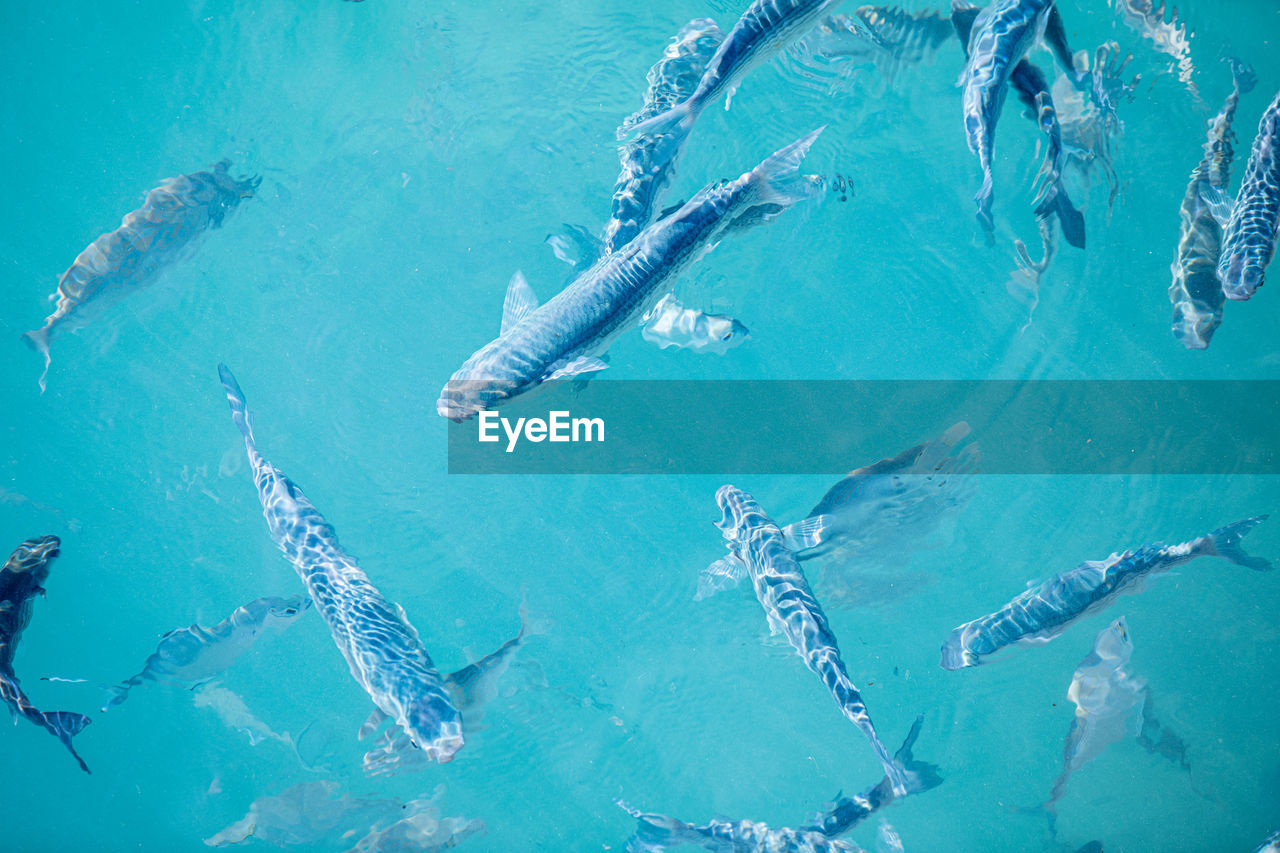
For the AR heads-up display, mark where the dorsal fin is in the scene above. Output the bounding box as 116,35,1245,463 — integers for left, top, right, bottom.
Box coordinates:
501,271,539,334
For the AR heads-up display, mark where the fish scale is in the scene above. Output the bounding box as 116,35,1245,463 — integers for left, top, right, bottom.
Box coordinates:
1219,88,1280,300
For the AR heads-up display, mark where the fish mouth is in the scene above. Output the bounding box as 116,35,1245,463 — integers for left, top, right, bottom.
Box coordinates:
424,734,466,764
939,636,977,671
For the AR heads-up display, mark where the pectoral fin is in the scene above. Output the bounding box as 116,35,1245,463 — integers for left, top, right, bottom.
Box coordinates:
357,707,389,740
544,356,609,381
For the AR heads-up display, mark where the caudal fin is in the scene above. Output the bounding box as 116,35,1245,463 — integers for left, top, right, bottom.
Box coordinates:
42,710,92,773
21,328,52,394
1037,188,1086,250
1204,516,1272,571
744,127,826,216
217,363,255,445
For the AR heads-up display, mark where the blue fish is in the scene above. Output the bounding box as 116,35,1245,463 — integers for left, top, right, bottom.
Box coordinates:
1218,87,1280,301
952,2,1085,249
803,715,943,837
698,423,974,601
955,0,1084,242
940,517,1272,670
219,364,464,763
22,161,259,392
1254,830,1280,853
715,485,911,796
1170,59,1257,349
438,129,823,421
618,800,865,853
622,0,852,141
102,594,311,710
0,536,91,773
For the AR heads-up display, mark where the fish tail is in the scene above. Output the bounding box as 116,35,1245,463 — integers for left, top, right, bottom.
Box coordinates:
1204,516,1272,571
975,169,995,245
746,126,826,212
21,327,52,394
618,100,694,141
101,682,134,712
1036,187,1086,250
217,363,256,446
892,715,944,796
44,710,92,774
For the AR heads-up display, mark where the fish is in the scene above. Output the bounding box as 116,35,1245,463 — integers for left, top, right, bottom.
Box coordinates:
715,485,911,796
1170,59,1257,349
617,800,865,853
1045,617,1147,809
205,781,402,848
1254,830,1280,853
621,0,854,141
804,6,955,71
22,160,260,392
438,129,824,421
954,0,1085,243
697,423,974,601
1218,87,1280,301
103,594,311,709
192,684,293,747
940,517,1272,670
609,18,726,255
640,293,750,355
1109,0,1194,95
341,795,485,853
218,364,464,763
360,607,541,776
0,535,91,773
803,715,943,837
952,2,1085,250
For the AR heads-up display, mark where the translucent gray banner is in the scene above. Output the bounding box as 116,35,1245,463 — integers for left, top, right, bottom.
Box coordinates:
444,380,1280,475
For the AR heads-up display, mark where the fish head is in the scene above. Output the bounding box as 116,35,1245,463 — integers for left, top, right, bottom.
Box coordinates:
1092,616,1133,663
263,596,312,627
1171,308,1218,350
3,535,61,575
938,630,979,670
698,314,750,355
402,696,465,764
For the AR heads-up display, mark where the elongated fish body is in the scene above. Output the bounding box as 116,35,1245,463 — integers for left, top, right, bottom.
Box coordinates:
1219,88,1280,300
1254,830,1280,853
218,365,463,763
342,808,485,853
1170,61,1256,348
715,485,910,796
940,517,1272,670
797,6,955,78
22,161,259,390
697,424,974,600
805,716,943,837
609,20,725,254
956,0,1054,238
1047,617,1147,806
0,536,91,773
618,801,864,853
205,781,405,848
953,3,1085,249
438,129,823,421
622,0,847,140
104,594,311,709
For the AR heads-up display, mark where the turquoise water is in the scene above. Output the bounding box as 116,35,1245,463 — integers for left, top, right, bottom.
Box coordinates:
3,1,1279,851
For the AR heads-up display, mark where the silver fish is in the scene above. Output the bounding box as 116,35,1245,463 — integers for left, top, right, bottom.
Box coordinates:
192,684,292,747
219,364,463,763
1254,830,1280,853
622,0,852,140
0,535,91,773
205,781,403,848
715,485,910,796
1219,87,1280,301
22,161,259,392
618,800,865,853
698,423,974,601
438,129,823,421
1170,59,1256,349
103,594,311,709
1046,617,1147,808
342,795,484,853
804,715,943,837
955,0,1084,241
940,517,1271,670
610,19,726,255
640,293,750,355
